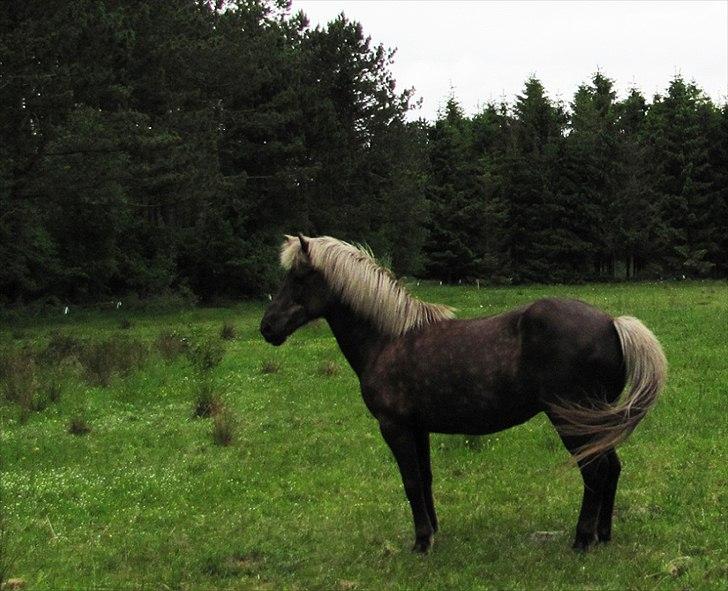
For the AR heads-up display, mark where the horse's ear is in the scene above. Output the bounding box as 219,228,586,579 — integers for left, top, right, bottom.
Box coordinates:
297,233,309,256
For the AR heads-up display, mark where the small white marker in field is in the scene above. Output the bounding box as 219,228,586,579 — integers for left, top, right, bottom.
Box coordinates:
476,279,480,289
116,301,122,309
439,281,442,285
63,306,69,315
267,293,272,301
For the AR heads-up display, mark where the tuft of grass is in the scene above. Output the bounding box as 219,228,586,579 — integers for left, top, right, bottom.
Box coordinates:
119,318,133,330
80,336,147,387
0,349,37,422
193,380,223,418
187,339,225,375
318,359,340,377
219,321,236,341
43,332,83,363
260,359,281,374
46,381,62,404
67,414,91,436
154,331,188,361
202,552,263,577
211,407,235,446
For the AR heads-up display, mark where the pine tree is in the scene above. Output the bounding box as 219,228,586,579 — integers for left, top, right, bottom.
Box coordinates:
559,72,621,278
644,77,717,277
422,98,488,281
504,77,567,282
612,88,660,278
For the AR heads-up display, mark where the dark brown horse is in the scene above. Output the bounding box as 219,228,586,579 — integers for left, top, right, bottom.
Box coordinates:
260,235,667,553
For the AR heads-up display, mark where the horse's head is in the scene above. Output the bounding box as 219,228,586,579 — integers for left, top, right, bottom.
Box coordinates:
260,235,331,346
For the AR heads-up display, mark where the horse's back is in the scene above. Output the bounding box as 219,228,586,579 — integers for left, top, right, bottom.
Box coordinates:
362,297,625,434
518,298,625,406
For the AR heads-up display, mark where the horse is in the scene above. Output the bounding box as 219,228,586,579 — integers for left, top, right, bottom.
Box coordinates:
260,234,667,553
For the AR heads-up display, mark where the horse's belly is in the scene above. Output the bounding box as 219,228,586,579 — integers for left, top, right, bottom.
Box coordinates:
417,392,540,435
394,373,540,435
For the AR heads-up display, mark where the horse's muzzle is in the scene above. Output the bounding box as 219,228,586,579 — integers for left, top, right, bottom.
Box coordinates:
260,319,287,346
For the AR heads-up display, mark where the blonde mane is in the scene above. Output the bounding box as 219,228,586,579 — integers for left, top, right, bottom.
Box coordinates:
280,235,455,336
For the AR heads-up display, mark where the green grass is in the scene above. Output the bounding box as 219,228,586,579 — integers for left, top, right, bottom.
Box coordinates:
1,282,726,590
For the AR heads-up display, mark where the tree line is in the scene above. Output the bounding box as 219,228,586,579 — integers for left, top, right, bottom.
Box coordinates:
2,0,726,306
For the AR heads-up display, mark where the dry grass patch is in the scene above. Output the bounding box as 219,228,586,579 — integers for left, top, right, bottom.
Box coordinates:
318,359,340,377
80,336,147,387
154,331,189,361
193,380,223,418
68,415,91,436
211,407,235,446
0,349,37,422
220,321,237,341
260,359,281,374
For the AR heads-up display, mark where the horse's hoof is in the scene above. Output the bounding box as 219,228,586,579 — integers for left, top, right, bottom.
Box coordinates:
572,531,597,552
412,534,433,554
597,529,612,543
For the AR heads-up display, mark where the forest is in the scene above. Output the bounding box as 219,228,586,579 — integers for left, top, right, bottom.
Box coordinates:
2,0,727,305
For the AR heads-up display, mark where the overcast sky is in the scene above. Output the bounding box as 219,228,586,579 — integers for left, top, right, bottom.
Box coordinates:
292,0,728,120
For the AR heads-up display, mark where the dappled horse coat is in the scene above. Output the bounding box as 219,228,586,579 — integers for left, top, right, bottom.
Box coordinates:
260,235,667,553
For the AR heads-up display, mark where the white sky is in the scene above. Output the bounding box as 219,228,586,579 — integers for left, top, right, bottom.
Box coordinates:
292,0,728,120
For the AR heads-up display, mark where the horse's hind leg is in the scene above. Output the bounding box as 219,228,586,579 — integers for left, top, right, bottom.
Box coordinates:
597,449,621,542
554,431,610,551
415,430,438,532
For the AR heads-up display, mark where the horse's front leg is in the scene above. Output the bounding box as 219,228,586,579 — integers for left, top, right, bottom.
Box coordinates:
379,421,434,553
416,429,438,532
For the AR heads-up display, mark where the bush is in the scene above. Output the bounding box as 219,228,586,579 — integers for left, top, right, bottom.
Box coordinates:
80,336,147,386
155,331,189,361
212,407,235,446
220,321,236,341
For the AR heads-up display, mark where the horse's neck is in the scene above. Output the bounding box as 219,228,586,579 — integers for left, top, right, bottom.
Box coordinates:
324,300,387,377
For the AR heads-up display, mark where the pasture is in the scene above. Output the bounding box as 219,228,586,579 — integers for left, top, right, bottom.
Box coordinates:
1,282,726,590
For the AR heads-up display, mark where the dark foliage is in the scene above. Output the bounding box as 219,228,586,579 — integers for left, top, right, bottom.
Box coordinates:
1,1,726,300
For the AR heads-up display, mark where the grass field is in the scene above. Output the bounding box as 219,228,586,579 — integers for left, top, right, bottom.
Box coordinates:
1,282,727,590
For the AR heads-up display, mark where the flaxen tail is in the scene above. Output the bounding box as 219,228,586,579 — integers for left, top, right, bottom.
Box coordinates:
552,316,667,463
